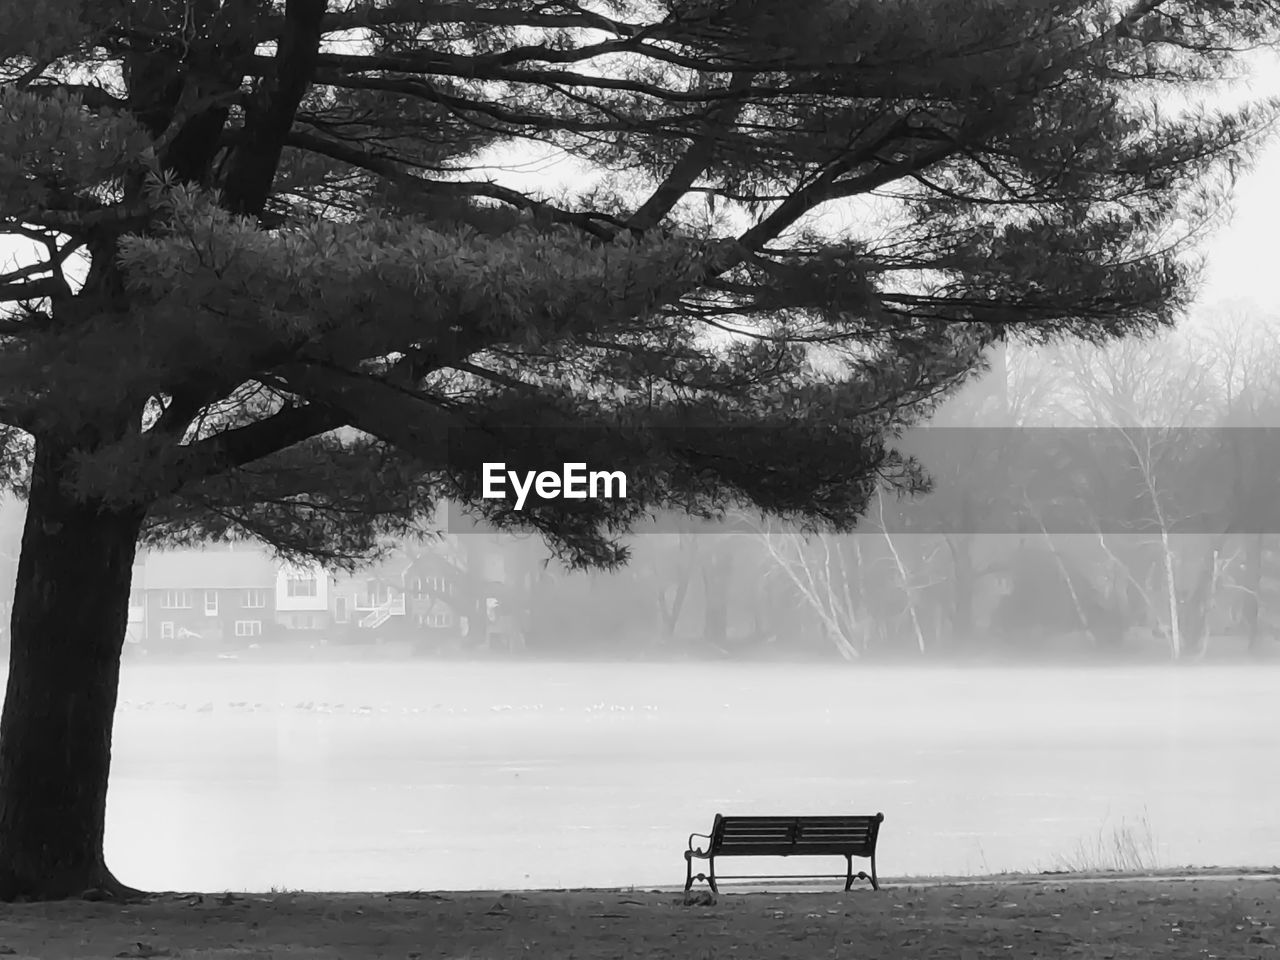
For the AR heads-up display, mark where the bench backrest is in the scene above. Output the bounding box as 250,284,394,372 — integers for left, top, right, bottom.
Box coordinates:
709,813,883,856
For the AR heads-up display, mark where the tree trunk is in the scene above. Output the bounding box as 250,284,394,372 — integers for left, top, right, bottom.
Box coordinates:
459,537,490,650
876,490,925,655
1180,535,1223,658
0,440,146,901
756,532,860,660
700,550,732,647
1158,528,1181,659
658,536,696,639
1244,533,1264,652
946,534,975,648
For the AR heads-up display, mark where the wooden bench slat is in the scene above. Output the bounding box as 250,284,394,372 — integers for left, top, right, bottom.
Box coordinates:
720,820,796,827
721,830,795,837
717,843,873,852
717,847,867,855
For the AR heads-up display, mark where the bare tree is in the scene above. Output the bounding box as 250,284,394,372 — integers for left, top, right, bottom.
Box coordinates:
1047,336,1219,658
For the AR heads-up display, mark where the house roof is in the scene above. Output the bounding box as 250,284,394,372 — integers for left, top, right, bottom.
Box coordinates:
138,547,281,591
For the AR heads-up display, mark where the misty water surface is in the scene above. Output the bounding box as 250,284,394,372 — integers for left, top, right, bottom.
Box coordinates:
65,661,1280,891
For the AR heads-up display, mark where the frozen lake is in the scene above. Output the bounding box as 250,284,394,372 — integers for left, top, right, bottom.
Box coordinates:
78,660,1280,891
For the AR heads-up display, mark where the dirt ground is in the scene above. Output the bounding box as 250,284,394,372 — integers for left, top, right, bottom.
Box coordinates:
0,875,1276,959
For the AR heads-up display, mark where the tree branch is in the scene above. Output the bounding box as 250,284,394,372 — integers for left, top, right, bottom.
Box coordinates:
0,278,67,303
306,52,759,104
274,362,458,462
7,201,154,240
447,360,534,393
173,402,345,485
627,72,755,233
737,128,971,251
257,2,649,42
25,82,130,111
281,129,626,239
308,70,677,133
222,0,327,217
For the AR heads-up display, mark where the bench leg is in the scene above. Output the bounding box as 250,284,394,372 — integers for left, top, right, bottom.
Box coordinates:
685,852,719,893
846,854,880,891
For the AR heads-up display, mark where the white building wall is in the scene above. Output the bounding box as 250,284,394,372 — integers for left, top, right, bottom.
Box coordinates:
275,564,329,611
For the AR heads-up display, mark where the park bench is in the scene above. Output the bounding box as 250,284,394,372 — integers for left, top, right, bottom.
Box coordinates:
684,812,884,893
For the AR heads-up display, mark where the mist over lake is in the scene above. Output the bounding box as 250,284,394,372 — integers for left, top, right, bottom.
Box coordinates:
69,660,1280,892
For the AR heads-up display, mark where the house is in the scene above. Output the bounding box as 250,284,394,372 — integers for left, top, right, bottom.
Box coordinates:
324,539,495,643
274,561,331,634
403,551,464,635
139,545,280,646
130,530,513,651
327,559,411,639
396,538,515,647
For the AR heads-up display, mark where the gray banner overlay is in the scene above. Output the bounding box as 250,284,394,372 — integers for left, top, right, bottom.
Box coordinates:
443,427,1280,535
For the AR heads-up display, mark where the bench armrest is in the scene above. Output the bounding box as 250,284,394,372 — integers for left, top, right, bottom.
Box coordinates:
687,831,713,856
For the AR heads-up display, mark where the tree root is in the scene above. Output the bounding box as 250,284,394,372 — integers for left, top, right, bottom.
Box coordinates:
0,862,149,903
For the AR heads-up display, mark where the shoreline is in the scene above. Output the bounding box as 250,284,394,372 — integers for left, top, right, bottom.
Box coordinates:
148,863,1280,898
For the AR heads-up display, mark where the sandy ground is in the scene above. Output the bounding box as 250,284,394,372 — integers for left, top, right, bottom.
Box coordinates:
0,874,1276,959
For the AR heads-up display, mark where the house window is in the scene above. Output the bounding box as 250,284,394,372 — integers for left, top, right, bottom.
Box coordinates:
204,590,218,616
243,589,267,608
234,620,263,637
334,596,349,623
426,609,454,628
287,575,318,598
160,621,175,639
412,576,453,598
161,590,191,609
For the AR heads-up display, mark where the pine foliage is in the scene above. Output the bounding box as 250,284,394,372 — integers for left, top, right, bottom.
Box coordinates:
1,0,1277,567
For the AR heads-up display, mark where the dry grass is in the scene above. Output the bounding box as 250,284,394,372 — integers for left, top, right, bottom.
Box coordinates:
1048,808,1161,874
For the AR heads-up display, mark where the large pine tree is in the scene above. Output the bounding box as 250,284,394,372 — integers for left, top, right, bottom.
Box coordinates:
0,0,1276,900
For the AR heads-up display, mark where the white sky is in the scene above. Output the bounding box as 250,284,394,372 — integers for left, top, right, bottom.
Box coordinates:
1198,51,1280,309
